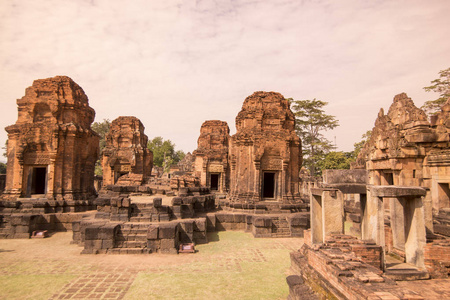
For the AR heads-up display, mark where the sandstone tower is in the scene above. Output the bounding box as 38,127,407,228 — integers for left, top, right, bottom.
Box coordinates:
101,116,153,186
193,120,230,193
229,91,302,203
4,76,99,200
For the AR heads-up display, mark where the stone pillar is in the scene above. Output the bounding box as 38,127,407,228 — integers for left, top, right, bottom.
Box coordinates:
404,196,426,269
389,197,406,251
310,188,343,244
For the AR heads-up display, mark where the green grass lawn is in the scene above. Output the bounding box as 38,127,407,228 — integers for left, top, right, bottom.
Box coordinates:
0,231,302,300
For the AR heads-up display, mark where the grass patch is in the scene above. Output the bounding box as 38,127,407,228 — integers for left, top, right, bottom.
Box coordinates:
0,274,76,300
124,231,293,300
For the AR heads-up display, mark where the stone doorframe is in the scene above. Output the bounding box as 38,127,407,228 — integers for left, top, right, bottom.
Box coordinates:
363,185,426,270
310,188,344,244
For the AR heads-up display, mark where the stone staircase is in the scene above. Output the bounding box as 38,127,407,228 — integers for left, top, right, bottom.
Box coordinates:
111,223,149,254
272,217,291,237
129,203,153,222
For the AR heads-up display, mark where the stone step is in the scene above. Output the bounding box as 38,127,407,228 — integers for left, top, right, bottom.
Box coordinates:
129,216,152,222
117,241,147,248
108,248,147,255
120,234,147,242
273,233,291,238
119,229,148,236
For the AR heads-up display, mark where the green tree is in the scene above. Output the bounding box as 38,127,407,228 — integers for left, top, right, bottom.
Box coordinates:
0,162,6,174
352,130,372,159
421,67,450,116
91,119,111,151
147,137,185,172
318,151,352,170
290,98,339,176
91,119,111,175
2,140,7,158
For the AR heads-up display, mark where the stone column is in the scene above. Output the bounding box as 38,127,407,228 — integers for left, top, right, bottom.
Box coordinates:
310,188,343,244
404,196,426,269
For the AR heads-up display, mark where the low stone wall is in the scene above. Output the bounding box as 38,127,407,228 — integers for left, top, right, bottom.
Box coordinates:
424,239,450,278
289,232,424,299
218,199,307,214
1,212,92,239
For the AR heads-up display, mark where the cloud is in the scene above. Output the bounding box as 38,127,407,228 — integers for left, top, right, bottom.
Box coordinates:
0,0,449,157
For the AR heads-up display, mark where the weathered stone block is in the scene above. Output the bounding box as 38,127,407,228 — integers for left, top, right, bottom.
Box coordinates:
182,197,195,205
98,225,118,240
234,214,246,223
160,238,176,250
147,239,160,252
216,214,233,223
180,222,194,233
172,197,182,206
159,223,178,239
253,217,272,227
102,239,114,249
84,226,100,240
194,218,206,232
153,198,162,208
159,214,170,222
193,231,208,244
206,213,216,231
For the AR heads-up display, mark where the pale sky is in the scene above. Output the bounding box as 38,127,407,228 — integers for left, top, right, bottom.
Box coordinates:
1,0,449,159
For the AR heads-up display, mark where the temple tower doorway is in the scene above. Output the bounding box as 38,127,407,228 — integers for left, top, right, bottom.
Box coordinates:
263,172,276,199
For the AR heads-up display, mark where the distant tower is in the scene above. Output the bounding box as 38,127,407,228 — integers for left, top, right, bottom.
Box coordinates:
101,116,153,186
193,120,230,193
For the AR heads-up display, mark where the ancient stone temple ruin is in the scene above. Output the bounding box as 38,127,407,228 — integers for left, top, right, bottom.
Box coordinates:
288,94,450,300
229,91,302,203
101,116,153,186
193,120,230,193
3,76,99,200
354,93,450,230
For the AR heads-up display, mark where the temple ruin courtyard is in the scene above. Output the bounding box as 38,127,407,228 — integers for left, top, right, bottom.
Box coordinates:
0,231,303,300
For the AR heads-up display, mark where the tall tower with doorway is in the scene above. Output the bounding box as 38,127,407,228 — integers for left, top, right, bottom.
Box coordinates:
229,91,302,203
193,120,230,194
3,76,99,200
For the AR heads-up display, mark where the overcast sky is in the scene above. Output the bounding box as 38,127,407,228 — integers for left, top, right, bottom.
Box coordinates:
1,0,449,158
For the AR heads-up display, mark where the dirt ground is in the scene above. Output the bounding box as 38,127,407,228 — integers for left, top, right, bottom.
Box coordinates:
0,231,303,300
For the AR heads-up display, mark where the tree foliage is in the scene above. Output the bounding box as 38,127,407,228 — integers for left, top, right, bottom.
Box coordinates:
0,162,6,174
147,137,185,172
421,67,450,116
352,130,372,159
318,151,353,170
91,119,111,176
290,98,339,176
2,140,7,158
91,119,111,152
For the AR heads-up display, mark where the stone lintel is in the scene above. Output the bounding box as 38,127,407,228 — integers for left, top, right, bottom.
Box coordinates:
322,183,367,195
368,185,426,198
310,188,339,197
